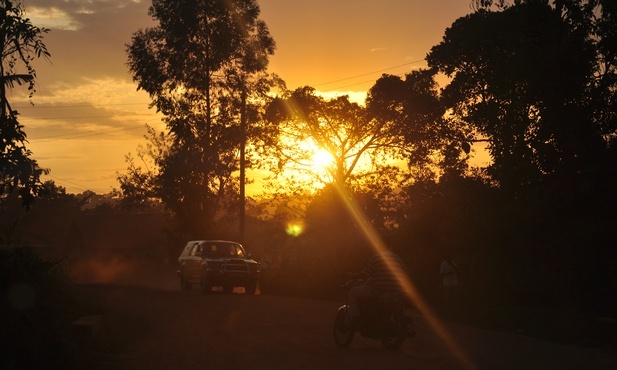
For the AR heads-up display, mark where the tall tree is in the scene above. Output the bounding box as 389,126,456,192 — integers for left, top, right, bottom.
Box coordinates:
428,1,603,192
125,0,275,236
0,0,50,208
427,0,617,311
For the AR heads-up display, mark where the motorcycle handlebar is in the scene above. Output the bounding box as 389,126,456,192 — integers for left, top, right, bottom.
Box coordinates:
340,278,366,290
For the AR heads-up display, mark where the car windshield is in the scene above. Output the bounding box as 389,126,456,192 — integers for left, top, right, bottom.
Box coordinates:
202,243,244,258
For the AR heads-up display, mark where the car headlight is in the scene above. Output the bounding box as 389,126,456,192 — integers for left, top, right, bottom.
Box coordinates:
248,263,260,272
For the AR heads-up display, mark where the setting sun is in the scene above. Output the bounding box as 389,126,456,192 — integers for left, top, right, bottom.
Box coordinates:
311,149,334,170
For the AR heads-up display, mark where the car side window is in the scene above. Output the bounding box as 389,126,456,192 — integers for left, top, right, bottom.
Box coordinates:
225,245,234,257
235,246,245,258
204,244,212,256
204,244,220,256
190,243,201,257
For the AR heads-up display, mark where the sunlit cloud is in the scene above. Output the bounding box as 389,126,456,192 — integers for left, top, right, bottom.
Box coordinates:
25,0,145,31
12,77,151,109
44,77,149,107
26,7,81,31
15,77,161,134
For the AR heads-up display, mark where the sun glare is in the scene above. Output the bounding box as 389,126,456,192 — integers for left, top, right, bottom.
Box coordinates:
311,149,334,170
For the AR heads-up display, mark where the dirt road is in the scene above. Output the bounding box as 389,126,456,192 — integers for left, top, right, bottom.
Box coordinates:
69,281,617,370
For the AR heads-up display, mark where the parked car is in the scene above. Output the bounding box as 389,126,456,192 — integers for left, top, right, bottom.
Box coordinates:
177,240,260,294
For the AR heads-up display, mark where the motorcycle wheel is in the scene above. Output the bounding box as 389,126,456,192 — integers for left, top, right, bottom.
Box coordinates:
180,278,192,292
380,313,406,350
333,306,354,348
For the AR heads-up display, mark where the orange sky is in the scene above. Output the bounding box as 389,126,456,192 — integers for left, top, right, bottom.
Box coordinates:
12,0,474,194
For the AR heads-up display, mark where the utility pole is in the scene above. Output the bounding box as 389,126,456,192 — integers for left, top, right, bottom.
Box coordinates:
239,86,247,243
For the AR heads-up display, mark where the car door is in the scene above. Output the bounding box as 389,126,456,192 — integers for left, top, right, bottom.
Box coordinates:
186,242,202,280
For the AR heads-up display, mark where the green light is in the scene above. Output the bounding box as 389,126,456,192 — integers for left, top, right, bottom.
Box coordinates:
285,222,303,237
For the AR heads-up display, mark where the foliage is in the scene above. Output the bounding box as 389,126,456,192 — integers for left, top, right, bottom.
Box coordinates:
124,0,277,236
0,0,51,209
0,244,75,369
366,69,472,180
264,86,411,200
428,1,603,192
115,125,168,211
403,0,617,314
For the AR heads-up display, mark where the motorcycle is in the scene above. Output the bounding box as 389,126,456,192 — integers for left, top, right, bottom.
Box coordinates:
333,278,413,350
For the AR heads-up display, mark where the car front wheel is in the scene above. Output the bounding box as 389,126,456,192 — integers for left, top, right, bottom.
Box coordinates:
245,280,257,295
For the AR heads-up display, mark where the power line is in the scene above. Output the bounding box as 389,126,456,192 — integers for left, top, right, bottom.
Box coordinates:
43,173,112,194
323,72,408,92
316,11,566,93
29,121,154,142
313,59,425,87
24,113,158,120
13,102,152,109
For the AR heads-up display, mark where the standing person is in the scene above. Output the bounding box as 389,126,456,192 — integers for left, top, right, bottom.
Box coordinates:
440,252,460,309
346,249,406,327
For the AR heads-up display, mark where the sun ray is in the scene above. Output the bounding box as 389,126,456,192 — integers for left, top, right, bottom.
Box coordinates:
331,181,477,370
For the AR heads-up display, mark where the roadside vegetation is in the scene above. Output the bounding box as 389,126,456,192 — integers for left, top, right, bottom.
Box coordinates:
0,242,76,369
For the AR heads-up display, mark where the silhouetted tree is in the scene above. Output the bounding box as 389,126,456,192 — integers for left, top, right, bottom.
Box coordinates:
115,125,167,211
0,0,50,208
429,1,603,192
266,87,405,189
366,69,472,182
125,0,276,236
417,0,617,312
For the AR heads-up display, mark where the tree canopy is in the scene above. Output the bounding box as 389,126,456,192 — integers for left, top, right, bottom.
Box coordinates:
428,1,604,191
0,0,50,208
367,69,472,181
125,0,276,236
265,87,403,188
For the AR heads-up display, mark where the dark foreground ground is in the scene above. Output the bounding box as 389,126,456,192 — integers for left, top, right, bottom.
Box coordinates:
63,268,617,370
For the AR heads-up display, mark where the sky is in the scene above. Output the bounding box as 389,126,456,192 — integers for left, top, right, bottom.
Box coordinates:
11,0,475,194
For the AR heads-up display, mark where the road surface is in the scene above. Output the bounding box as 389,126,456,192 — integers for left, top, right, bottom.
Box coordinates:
68,281,617,370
